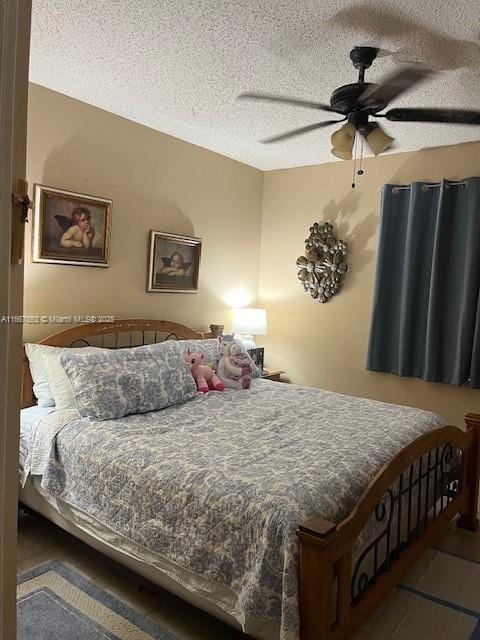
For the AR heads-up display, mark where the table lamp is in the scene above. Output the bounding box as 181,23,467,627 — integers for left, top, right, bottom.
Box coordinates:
232,308,267,350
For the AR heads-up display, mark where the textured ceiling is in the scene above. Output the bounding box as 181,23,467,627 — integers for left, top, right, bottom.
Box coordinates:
30,0,480,170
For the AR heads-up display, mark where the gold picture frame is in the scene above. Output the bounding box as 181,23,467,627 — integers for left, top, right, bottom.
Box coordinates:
147,230,202,293
32,184,112,267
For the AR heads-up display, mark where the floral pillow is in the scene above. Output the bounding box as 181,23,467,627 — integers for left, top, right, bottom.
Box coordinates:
61,341,197,421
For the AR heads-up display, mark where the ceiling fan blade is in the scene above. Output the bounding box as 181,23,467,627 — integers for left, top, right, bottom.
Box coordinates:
359,65,434,108
261,119,345,144
384,108,480,124
238,92,338,113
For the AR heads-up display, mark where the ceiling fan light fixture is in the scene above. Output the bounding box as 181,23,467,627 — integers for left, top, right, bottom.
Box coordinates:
330,122,356,160
331,122,356,150
363,123,395,155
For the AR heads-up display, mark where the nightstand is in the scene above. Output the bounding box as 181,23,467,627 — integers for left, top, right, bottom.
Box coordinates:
262,367,285,382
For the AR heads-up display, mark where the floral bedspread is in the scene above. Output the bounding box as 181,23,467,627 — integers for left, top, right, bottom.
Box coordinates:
39,379,444,639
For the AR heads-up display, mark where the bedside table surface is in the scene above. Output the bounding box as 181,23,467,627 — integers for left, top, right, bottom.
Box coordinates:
262,367,286,382
262,367,285,376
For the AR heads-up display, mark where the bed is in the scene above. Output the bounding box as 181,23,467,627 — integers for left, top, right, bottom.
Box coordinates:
19,318,480,640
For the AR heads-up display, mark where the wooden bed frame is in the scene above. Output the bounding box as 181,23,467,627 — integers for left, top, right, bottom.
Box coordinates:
21,319,480,640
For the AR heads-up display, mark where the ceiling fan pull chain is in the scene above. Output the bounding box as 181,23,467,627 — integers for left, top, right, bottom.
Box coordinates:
357,137,365,177
351,133,358,188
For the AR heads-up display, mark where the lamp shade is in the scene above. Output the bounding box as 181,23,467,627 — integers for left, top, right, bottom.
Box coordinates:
331,147,353,160
365,124,394,155
232,308,267,336
330,122,356,160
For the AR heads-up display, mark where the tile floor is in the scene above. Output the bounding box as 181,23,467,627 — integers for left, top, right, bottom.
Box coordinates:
18,509,480,640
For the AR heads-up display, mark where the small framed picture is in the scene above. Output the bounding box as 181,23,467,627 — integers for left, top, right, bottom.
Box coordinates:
32,184,112,267
147,230,202,293
248,347,265,371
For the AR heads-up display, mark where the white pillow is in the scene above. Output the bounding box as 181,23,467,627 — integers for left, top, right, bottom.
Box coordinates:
41,346,103,410
24,344,55,407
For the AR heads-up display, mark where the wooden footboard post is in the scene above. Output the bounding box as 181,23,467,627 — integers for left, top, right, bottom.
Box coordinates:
298,517,351,640
457,413,480,531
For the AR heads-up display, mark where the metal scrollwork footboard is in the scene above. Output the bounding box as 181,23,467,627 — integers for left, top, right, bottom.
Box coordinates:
351,442,461,605
297,415,480,640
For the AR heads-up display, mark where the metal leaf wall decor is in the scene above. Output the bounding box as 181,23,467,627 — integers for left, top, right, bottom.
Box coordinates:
296,222,349,303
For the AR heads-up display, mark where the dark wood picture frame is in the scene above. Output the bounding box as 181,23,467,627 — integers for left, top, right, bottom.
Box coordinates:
147,230,202,293
32,184,112,267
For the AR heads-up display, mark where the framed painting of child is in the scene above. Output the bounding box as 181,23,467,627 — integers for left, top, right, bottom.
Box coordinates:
147,230,202,293
32,185,112,267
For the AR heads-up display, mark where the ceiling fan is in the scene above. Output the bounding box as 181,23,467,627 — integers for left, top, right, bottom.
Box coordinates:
238,46,480,160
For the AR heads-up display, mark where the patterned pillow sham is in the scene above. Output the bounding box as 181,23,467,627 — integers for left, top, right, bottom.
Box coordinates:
178,338,262,378
60,341,197,421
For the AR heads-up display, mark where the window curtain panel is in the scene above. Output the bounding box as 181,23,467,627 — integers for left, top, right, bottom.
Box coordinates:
367,177,480,387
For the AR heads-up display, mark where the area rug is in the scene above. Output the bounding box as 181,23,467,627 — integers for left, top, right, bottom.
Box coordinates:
17,561,177,639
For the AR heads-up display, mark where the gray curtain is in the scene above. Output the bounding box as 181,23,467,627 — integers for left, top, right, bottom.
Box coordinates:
367,177,480,387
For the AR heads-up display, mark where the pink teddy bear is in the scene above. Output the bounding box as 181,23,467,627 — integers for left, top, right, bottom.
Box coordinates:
185,350,224,394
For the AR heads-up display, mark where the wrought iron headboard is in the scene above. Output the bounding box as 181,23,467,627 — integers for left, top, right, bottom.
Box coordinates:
21,318,224,408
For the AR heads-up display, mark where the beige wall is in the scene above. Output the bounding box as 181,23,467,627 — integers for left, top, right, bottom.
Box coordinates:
24,83,263,341
259,141,480,426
